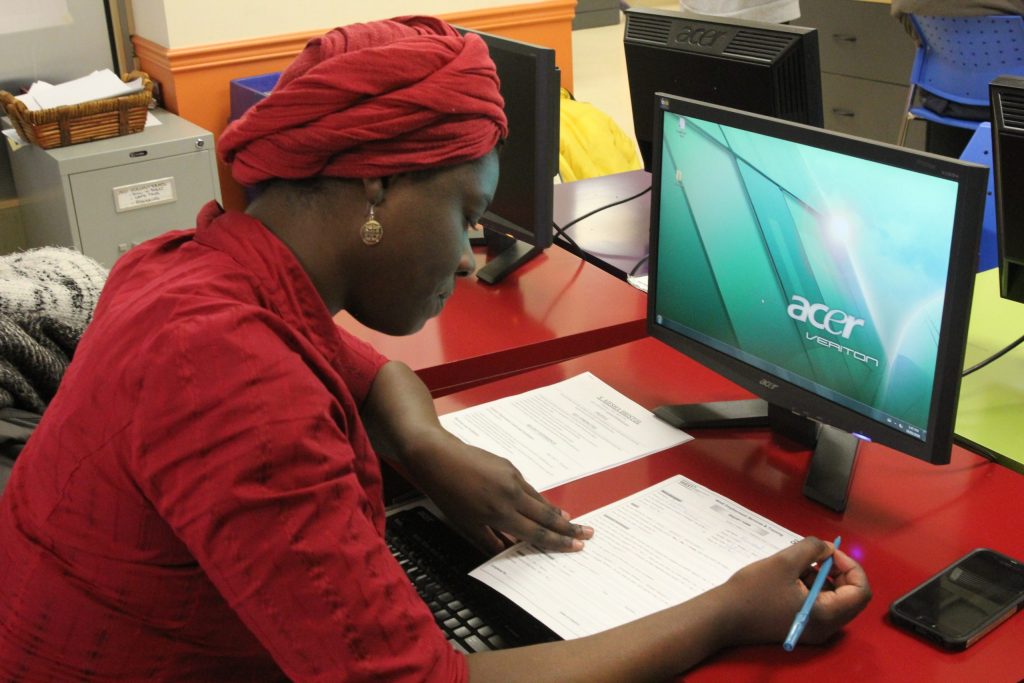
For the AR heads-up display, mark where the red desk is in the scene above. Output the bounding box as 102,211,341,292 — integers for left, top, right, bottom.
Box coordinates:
434,337,1024,682
335,245,647,397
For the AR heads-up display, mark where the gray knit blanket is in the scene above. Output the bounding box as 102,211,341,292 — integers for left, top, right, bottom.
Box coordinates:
0,247,107,412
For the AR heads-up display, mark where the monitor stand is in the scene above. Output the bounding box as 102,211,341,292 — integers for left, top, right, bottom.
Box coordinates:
654,399,859,513
472,228,543,285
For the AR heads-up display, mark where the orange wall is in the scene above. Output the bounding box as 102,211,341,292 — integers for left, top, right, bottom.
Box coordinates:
133,1,577,211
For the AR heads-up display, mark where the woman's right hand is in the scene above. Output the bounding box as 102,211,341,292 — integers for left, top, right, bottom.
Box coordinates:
467,537,871,682
714,537,872,648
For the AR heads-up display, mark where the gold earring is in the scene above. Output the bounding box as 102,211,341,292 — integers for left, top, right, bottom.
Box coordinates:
360,203,383,246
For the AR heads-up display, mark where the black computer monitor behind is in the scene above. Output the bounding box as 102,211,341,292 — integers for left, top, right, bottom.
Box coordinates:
990,75,1024,304
624,7,823,171
458,28,560,285
648,93,986,512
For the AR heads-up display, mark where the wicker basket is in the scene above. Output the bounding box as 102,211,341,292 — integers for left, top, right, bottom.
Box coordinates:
0,71,153,149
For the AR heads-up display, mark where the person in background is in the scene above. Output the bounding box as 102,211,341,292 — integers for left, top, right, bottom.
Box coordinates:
678,0,801,24
0,16,870,682
891,0,1024,156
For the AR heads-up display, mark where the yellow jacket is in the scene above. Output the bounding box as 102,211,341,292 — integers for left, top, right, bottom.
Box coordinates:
558,88,643,182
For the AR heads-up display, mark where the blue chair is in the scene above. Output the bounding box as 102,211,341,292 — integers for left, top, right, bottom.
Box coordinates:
959,122,998,271
896,14,1024,146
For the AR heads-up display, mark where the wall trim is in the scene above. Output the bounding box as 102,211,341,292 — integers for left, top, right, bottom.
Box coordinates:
446,1,579,31
135,1,576,77
132,0,577,210
133,32,320,74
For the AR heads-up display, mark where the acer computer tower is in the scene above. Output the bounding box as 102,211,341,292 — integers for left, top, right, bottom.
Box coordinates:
624,7,823,170
990,75,1024,304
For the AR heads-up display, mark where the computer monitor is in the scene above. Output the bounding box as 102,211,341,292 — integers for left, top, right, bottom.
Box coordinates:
458,28,561,284
648,93,987,512
990,75,1024,304
624,7,823,171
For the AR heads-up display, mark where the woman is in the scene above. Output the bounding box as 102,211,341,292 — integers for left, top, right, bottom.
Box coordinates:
0,16,870,682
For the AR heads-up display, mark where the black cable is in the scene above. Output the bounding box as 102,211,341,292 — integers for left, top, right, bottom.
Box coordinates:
552,222,581,251
560,184,652,235
952,433,1000,463
552,184,652,261
961,332,1024,377
628,254,648,278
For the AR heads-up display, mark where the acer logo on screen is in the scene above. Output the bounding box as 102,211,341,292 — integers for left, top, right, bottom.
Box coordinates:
786,295,865,340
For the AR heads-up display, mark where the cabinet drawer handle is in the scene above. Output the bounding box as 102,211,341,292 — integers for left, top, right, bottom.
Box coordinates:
831,108,856,118
832,33,858,43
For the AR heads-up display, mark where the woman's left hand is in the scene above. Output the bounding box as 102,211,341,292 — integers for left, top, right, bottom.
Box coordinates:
362,361,593,554
413,434,594,554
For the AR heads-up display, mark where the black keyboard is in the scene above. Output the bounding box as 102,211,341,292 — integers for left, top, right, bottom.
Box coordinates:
386,506,560,654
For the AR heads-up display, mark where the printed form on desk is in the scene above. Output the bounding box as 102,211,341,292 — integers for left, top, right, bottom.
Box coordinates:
439,371,692,492
471,476,802,639
439,372,800,640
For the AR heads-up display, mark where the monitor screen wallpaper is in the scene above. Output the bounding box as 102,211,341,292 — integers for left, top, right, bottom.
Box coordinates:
653,111,962,443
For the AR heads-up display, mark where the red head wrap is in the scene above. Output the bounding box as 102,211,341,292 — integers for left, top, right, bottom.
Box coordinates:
218,16,509,185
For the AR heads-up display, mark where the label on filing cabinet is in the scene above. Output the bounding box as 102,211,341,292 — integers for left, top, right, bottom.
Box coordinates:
112,177,177,213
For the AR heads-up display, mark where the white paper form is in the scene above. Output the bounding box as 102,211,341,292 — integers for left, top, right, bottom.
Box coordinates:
17,70,143,111
439,372,691,492
470,475,801,639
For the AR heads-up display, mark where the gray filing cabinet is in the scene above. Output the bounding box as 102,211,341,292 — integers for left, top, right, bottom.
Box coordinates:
799,0,925,149
9,108,220,268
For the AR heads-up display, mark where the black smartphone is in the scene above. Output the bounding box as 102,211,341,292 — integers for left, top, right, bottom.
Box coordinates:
890,548,1024,650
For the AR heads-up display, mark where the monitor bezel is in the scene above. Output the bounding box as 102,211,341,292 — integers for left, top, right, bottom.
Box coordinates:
647,93,987,464
457,27,559,251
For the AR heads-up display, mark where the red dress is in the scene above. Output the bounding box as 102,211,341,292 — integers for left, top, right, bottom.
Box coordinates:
0,203,467,682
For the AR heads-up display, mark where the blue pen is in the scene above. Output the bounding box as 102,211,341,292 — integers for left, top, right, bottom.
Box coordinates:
783,536,842,652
